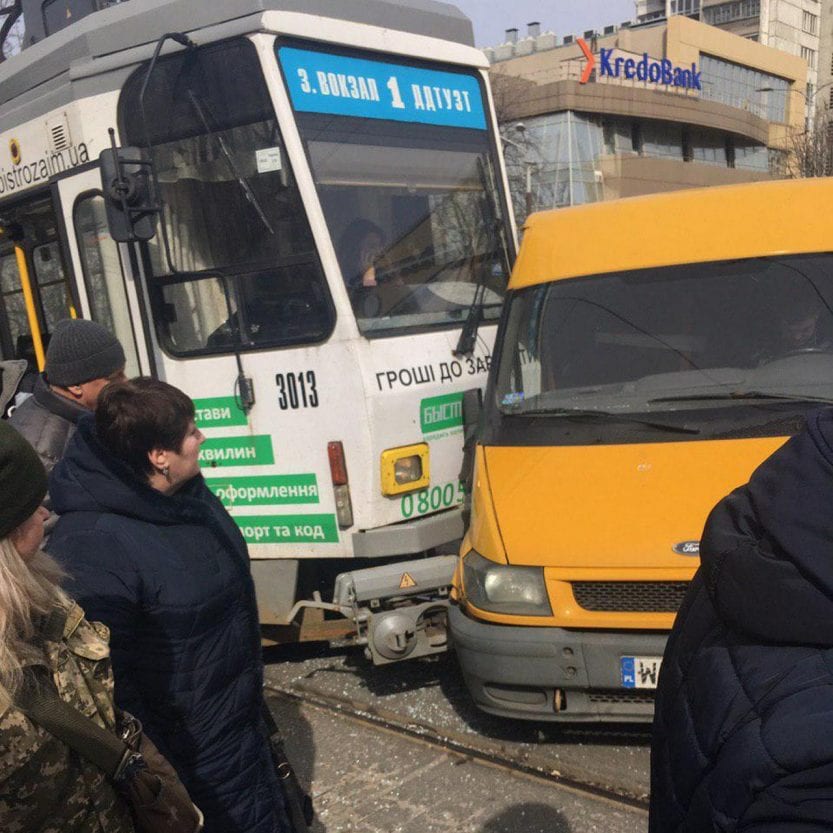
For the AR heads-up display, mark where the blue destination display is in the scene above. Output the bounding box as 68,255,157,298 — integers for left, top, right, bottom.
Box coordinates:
278,47,487,130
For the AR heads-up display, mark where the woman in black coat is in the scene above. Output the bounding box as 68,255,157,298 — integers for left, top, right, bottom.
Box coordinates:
47,378,289,833
651,407,833,832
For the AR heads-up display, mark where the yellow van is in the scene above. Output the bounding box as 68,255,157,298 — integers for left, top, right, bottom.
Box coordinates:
450,178,833,722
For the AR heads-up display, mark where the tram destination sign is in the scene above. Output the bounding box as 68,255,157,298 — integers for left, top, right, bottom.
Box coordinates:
279,47,487,130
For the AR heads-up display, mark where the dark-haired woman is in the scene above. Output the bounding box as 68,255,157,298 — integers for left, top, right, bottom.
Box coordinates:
47,378,289,833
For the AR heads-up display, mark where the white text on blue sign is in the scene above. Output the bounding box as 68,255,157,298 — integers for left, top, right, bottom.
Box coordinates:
279,47,487,130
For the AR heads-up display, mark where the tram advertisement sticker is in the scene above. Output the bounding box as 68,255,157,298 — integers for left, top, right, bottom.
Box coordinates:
420,392,464,435
235,514,339,544
199,436,274,468
205,474,320,506
193,396,249,428
279,46,487,130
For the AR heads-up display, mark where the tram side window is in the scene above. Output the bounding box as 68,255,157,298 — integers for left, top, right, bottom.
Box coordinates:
32,242,74,330
0,253,29,356
120,38,334,356
74,194,141,376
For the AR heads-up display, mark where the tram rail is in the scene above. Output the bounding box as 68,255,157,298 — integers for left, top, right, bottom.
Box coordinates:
264,681,651,814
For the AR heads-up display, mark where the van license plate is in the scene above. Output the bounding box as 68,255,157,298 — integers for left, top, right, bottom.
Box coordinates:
620,656,662,689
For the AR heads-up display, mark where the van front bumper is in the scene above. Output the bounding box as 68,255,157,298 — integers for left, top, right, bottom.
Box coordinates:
449,603,668,722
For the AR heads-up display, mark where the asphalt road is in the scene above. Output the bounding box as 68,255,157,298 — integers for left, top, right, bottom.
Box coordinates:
264,643,651,831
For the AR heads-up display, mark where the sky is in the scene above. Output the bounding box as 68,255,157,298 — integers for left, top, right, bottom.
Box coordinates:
451,0,638,49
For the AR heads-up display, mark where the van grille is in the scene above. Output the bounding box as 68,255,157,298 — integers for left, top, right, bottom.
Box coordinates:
572,581,688,613
588,689,655,705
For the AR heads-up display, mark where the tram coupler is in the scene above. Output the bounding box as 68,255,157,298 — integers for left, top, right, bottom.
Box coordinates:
331,555,457,666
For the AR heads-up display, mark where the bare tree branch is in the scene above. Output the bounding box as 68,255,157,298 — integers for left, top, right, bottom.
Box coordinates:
779,104,833,179
0,0,24,62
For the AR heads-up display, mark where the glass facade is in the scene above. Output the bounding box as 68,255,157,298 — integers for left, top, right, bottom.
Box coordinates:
505,111,769,222
503,112,604,225
642,122,684,160
689,128,727,166
700,54,788,122
733,142,769,171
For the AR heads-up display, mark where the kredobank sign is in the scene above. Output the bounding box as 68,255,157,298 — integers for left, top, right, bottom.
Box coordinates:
578,38,702,90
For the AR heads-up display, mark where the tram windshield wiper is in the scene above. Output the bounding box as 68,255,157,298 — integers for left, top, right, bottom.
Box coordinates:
508,407,701,434
454,154,510,357
649,391,833,406
185,90,276,236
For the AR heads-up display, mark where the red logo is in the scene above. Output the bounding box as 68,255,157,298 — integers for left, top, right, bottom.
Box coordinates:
577,38,596,84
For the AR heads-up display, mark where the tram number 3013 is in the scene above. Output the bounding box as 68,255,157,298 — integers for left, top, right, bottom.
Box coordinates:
276,371,319,410
401,481,465,518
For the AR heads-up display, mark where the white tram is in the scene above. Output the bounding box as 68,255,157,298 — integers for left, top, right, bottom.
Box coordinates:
0,0,515,660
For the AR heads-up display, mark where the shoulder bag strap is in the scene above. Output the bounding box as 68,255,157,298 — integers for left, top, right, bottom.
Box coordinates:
16,669,133,780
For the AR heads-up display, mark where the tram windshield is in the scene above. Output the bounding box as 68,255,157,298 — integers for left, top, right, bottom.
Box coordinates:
495,254,833,440
121,38,334,356
279,43,511,336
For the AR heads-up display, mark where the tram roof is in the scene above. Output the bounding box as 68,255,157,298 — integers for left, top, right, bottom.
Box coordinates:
1,0,475,112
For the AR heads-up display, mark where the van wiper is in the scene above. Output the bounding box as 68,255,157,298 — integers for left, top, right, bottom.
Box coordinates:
454,155,510,357
510,407,700,434
650,391,833,405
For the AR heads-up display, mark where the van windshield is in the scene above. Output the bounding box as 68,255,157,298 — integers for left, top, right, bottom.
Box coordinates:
495,254,833,428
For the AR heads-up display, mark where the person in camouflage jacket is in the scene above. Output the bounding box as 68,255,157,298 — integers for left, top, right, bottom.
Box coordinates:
0,604,136,833
0,420,135,833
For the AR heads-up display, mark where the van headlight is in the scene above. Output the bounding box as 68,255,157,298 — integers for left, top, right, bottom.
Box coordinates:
462,550,552,616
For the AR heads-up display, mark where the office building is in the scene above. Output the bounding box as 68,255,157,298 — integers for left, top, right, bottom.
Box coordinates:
486,16,807,222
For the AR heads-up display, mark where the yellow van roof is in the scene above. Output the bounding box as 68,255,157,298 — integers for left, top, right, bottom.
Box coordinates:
511,177,833,290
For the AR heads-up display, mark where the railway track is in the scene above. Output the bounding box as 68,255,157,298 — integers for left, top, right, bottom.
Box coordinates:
265,680,650,815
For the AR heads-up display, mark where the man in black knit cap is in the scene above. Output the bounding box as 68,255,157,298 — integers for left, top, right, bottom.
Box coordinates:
9,318,126,475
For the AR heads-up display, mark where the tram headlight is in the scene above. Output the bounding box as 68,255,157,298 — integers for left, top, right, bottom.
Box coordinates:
380,443,430,495
462,550,552,616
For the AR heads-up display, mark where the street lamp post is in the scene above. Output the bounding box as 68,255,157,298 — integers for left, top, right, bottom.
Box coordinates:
757,82,833,177
501,126,537,217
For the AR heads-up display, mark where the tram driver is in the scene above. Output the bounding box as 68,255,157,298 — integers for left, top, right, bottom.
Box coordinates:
337,219,387,291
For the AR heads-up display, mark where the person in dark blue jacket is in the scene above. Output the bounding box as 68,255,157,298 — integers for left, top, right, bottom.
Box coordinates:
651,407,833,832
47,378,289,833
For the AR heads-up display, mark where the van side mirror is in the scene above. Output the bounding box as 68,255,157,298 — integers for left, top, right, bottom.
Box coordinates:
99,147,159,242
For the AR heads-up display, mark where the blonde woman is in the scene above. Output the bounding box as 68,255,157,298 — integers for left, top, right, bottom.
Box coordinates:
0,420,136,833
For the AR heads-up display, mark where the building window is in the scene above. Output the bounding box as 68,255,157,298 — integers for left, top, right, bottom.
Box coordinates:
603,118,636,156
682,130,693,162
631,122,643,155
642,122,684,160
689,128,728,166
700,54,789,122
801,46,817,70
702,0,760,25
670,0,700,15
803,11,819,34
